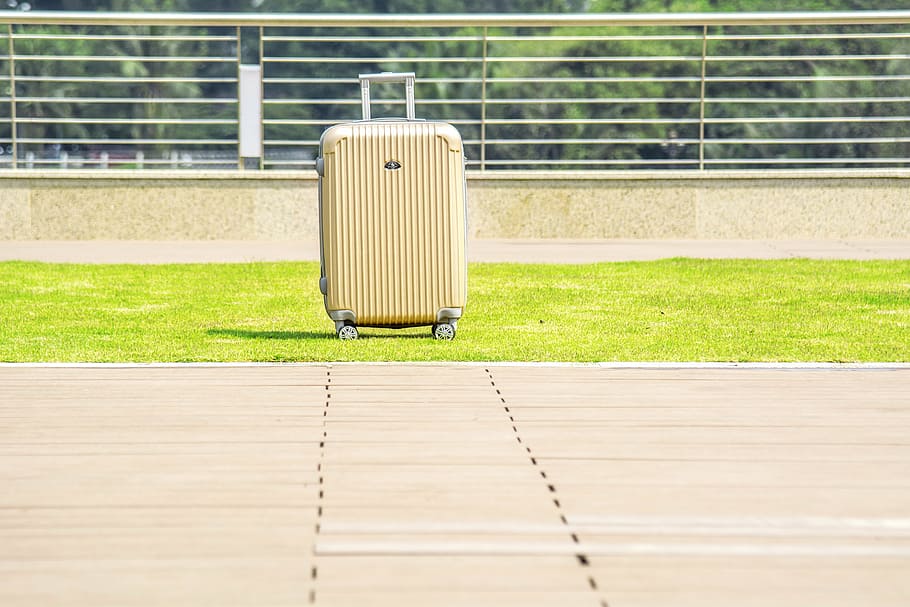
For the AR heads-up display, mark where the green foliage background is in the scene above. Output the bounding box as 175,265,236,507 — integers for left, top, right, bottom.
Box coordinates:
3,0,908,168
16,1,910,13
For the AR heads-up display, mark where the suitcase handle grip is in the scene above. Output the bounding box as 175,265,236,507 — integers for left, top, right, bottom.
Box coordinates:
359,72,416,121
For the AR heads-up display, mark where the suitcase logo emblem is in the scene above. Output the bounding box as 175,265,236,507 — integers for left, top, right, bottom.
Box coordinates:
384,160,402,171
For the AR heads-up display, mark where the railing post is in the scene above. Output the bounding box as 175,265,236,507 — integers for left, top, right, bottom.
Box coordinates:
699,24,707,171
480,25,488,172
236,25,242,170
239,64,263,169
8,23,17,169
237,26,264,171
259,25,264,170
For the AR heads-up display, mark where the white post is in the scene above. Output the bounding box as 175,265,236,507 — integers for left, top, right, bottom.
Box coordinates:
239,65,263,166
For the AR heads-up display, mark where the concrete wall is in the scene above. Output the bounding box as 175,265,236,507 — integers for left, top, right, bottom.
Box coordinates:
0,173,317,241
1,170,908,240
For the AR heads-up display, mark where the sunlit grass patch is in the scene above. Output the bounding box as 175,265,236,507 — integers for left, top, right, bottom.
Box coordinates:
0,259,907,362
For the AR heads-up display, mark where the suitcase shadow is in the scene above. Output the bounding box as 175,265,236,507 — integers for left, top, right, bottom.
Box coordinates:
207,328,334,341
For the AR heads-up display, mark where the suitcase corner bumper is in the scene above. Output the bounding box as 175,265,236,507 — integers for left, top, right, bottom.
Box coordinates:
436,307,462,323
327,309,356,324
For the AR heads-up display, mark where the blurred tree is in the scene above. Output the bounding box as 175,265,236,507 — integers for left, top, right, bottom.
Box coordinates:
3,0,907,168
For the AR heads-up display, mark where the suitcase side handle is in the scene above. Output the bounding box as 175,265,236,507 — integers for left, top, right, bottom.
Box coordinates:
359,72,416,121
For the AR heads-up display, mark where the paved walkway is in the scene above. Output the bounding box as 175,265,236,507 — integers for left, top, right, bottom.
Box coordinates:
2,364,909,606
1,238,910,263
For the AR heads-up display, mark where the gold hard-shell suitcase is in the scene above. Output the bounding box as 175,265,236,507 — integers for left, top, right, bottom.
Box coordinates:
316,72,467,340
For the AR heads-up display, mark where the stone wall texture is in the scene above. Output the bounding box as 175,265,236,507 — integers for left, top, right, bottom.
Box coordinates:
1,170,907,240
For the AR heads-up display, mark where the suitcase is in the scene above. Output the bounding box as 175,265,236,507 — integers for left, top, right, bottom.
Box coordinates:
316,72,468,341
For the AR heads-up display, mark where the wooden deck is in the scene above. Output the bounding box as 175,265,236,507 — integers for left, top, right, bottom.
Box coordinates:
2,364,909,606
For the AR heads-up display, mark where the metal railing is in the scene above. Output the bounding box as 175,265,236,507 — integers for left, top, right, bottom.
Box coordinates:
0,11,908,171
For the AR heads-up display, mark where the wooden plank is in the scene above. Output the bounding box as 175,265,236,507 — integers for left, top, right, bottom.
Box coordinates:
1,365,908,606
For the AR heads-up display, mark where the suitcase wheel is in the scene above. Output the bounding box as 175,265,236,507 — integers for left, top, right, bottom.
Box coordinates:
432,323,456,341
337,324,359,341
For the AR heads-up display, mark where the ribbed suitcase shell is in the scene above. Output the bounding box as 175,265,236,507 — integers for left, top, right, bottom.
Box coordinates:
319,120,467,327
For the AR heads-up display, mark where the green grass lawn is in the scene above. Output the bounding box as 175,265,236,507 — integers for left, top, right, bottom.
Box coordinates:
0,259,907,362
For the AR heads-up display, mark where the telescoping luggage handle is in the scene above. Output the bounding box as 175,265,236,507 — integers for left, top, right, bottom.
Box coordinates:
359,72,416,121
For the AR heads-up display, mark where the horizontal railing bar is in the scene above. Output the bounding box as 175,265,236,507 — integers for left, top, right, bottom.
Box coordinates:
263,119,482,126
264,76,910,88
262,97,701,105
480,159,702,165
3,11,910,28
461,160,910,167
704,158,910,164
266,54,703,63
12,55,236,62
19,158,238,165
17,97,236,104
484,138,702,144
8,33,876,43
264,141,319,146
255,161,627,169
706,137,910,144
263,77,479,84
484,118,702,124
469,137,910,145
20,52,906,65
707,75,910,82
707,97,910,104
263,98,480,105
485,96,910,105
488,55,702,62
263,34,705,43
488,97,700,104
17,117,235,124
707,32,910,41
16,138,238,144
14,76,237,83
263,56,482,63
263,35,482,43
262,138,706,146
265,139,486,146
489,77,702,83
705,116,910,123
487,35,703,42
707,54,910,61
364,137,910,146
138,160,239,164
12,33,236,41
